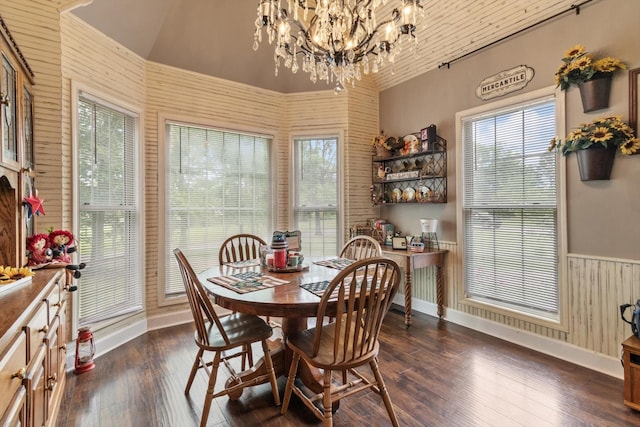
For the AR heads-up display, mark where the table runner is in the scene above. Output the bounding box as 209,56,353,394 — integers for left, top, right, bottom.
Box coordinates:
207,271,289,294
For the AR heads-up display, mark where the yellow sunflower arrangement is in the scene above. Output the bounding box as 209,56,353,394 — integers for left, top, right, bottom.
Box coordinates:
554,44,626,91
371,132,393,151
549,115,639,156
0,266,35,285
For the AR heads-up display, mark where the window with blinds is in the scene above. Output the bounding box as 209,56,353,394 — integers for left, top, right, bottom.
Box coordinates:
164,123,273,297
292,137,339,256
77,95,142,326
461,95,558,319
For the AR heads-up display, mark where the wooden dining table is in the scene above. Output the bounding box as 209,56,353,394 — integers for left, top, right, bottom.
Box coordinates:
199,259,343,400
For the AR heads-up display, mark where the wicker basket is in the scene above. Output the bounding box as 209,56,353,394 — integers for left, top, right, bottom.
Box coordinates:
376,145,392,158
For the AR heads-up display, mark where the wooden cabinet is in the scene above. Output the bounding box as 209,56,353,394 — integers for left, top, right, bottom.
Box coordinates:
0,333,27,426
0,268,67,427
622,335,640,412
0,14,35,268
372,135,447,205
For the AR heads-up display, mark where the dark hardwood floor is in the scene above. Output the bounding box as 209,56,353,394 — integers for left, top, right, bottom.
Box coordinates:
57,308,640,426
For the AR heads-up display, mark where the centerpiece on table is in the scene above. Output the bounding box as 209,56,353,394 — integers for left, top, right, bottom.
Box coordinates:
554,44,626,112
549,115,639,181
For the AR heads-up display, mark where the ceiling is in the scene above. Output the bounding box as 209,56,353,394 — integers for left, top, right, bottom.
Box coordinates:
68,0,592,93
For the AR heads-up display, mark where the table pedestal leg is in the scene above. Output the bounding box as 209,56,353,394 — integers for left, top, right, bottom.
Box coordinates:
225,317,333,407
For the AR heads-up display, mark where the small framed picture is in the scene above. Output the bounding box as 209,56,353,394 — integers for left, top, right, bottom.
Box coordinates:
420,127,429,141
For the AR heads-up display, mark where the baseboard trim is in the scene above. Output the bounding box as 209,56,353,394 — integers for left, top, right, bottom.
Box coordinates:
393,294,623,379
68,299,622,380
147,309,193,331
64,309,211,370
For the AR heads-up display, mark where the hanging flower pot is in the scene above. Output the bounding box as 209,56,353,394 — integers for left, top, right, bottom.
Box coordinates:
578,75,612,113
549,116,639,181
554,44,626,113
576,144,616,181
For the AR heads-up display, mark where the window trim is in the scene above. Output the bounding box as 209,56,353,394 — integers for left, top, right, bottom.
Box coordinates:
455,85,568,331
289,130,344,255
157,112,278,307
71,80,145,332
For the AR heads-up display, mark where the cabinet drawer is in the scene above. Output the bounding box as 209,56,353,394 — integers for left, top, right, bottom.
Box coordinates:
44,316,60,403
0,333,27,417
0,333,27,420
24,302,48,361
44,279,63,324
0,386,26,427
25,344,47,427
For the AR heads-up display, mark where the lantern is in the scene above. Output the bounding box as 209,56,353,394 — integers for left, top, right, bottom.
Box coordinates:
74,326,95,374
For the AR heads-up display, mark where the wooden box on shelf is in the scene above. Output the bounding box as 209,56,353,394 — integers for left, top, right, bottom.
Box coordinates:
622,335,640,411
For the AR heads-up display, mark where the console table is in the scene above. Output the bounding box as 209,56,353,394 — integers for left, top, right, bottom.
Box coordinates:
381,248,448,326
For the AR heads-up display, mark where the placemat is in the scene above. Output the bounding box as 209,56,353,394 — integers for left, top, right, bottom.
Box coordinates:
299,280,331,297
207,271,289,294
300,279,365,299
313,258,355,270
225,259,261,268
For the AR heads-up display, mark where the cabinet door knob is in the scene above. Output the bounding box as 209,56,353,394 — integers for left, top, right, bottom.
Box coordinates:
11,367,26,379
39,324,49,334
48,373,58,386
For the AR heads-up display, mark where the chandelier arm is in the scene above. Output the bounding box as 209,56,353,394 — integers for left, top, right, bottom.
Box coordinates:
287,14,403,58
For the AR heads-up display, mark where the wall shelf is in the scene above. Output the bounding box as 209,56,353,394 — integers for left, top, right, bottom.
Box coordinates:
372,136,447,205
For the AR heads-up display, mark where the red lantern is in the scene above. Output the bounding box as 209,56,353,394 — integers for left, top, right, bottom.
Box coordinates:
74,326,95,374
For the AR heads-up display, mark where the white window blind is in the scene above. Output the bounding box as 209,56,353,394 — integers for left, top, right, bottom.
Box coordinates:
293,137,339,256
462,96,558,318
165,123,273,296
77,96,142,326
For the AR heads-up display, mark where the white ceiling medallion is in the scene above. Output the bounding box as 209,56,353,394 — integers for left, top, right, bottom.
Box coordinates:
476,65,535,101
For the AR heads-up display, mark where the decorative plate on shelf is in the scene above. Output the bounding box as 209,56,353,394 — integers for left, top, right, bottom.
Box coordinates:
391,188,402,203
402,187,415,202
416,186,430,202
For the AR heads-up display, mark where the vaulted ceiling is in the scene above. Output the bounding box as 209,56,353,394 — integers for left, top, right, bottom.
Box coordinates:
68,0,591,93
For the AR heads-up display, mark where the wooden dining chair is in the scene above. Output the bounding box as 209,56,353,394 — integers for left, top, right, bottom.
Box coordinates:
339,235,382,260
218,233,266,265
173,249,280,427
280,257,401,426
218,233,281,329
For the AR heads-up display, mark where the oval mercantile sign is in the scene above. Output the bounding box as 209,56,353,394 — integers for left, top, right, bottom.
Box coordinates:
476,65,535,100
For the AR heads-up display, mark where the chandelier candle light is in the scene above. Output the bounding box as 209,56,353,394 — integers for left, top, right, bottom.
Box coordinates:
254,0,425,90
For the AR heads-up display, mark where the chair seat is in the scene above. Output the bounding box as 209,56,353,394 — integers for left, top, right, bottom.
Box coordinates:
287,320,379,370
198,312,273,350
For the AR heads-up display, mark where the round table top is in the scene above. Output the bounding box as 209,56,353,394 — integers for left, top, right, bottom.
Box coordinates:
199,260,341,319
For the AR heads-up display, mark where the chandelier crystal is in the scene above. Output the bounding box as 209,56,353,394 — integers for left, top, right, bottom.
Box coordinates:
253,0,425,89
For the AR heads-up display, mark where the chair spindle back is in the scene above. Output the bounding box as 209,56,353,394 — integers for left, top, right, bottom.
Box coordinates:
312,257,400,364
174,248,230,346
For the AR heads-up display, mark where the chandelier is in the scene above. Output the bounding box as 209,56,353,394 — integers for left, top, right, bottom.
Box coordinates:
253,0,425,90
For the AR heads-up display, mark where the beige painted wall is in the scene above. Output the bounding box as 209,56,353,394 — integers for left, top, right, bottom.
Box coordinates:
379,0,640,260
378,0,640,364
